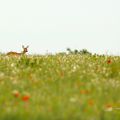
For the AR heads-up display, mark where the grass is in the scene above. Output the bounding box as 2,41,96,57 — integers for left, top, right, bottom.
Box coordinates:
0,53,120,120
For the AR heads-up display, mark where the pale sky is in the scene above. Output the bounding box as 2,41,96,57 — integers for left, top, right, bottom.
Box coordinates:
0,0,120,55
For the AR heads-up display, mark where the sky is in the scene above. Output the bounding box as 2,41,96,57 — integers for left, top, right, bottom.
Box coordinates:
0,0,120,55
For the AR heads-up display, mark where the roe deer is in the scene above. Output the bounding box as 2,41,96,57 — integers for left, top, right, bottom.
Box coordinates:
7,45,29,56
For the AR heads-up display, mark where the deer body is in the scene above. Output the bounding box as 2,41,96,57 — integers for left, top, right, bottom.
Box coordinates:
7,46,29,56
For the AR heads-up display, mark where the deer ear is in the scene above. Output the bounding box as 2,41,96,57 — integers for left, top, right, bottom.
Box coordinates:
22,45,24,48
26,45,29,48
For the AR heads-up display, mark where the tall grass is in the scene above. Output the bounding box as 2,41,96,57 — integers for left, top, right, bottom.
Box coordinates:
0,54,120,120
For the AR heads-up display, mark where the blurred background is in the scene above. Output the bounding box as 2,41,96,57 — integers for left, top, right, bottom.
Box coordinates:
0,0,120,55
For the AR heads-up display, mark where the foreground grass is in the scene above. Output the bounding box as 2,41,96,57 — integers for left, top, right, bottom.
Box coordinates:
0,54,120,120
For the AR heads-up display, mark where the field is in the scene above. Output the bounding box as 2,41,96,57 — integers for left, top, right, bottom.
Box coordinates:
0,53,120,120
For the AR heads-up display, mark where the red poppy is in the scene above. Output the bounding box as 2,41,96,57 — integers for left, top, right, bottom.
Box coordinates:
22,95,30,102
105,104,112,108
80,90,90,94
107,59,112,64
88,99,94,106
12,90,20,98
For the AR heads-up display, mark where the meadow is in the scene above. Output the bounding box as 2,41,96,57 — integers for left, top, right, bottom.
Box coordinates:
0,52,120,120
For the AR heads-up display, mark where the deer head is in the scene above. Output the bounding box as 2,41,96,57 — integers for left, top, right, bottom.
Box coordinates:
22,45,29,54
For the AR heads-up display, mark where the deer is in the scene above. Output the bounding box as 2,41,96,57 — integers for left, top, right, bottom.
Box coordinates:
7,45,29,56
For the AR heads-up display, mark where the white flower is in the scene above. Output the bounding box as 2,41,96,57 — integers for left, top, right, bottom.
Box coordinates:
0,72,4,77
105,107,113,112
70,97,77,103
11,63,15,67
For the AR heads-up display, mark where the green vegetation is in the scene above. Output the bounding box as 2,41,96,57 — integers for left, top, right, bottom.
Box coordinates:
66,48,92,55
0,53,120,120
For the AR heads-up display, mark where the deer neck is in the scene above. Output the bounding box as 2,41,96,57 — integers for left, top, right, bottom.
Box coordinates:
21,51,26,54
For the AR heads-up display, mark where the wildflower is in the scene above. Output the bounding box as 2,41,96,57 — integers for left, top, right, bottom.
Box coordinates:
22,95,30,102
88,99,94,106
104,104,113,112
12,90,20,98
60,71,64,77
80,90,90,94
12,80,18,85
107,59,112,64
0,72,4,77
11,63,15,67
70,97,77,103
